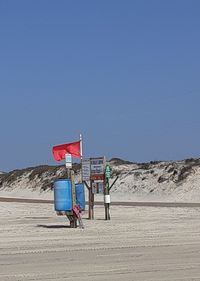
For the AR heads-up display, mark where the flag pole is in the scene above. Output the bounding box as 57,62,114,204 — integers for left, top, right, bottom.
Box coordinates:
80,133,83,182
80,133,83,160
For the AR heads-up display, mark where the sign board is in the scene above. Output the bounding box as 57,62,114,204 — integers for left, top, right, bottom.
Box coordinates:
65,154,72,168
82,158,91,181
90,174,105,181
90,157,106,181
82,156,106,181
94,180,104,194
92,182,98,194
90,157,105,174
92,181,104,194
105,165,111,178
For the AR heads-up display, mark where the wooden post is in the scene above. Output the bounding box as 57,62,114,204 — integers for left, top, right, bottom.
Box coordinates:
71,170,76,207
104,177,110,220
70,169,77,228
88,186,92,219
84,180,92,220
67,168,70,179
109,176,119,191
91,189,94,220
88,180,94,219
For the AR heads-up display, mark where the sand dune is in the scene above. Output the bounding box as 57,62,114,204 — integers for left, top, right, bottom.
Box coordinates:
1,158,200,202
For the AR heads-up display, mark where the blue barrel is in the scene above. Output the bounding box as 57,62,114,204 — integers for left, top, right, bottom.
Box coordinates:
54,179,72,211
75,183,85,210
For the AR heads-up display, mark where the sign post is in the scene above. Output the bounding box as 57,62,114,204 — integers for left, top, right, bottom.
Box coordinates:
65,154,72,179
82,158,92,219
104,164,111,220
89,180,94,219
90,157,106,181
90,157,106,219
82,159,91,181
69,169,78,228
83,157,106,219
53,136,84,228
82,157,118,220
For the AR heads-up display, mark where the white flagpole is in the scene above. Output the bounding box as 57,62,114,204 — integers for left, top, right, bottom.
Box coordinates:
80,133,83,159
80,133,83,182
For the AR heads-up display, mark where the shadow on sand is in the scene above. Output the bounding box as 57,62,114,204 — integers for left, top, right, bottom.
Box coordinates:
36,224,71,229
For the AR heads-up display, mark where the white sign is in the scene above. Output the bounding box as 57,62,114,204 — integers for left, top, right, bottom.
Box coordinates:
92,181,104,194
90,157,105,175
92,182,98,194
82,158,91,181
65,154,72,168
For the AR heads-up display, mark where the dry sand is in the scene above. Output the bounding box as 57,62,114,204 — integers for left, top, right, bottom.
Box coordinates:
0,201,200,281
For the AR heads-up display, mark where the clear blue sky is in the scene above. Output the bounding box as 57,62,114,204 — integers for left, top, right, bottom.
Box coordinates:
0,0,200,171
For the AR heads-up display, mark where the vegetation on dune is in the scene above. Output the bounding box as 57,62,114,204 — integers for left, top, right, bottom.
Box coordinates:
0,158,200,193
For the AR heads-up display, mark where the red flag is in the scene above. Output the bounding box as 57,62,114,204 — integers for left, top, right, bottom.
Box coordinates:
52,140,81,161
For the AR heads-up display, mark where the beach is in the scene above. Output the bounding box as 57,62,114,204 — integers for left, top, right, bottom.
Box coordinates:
0,200,200,280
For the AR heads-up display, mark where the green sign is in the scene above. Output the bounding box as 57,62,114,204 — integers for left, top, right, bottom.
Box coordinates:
105,165,111,178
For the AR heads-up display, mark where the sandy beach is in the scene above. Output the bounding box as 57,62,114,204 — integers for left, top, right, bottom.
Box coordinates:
1,1,200,280
0,200,200,281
